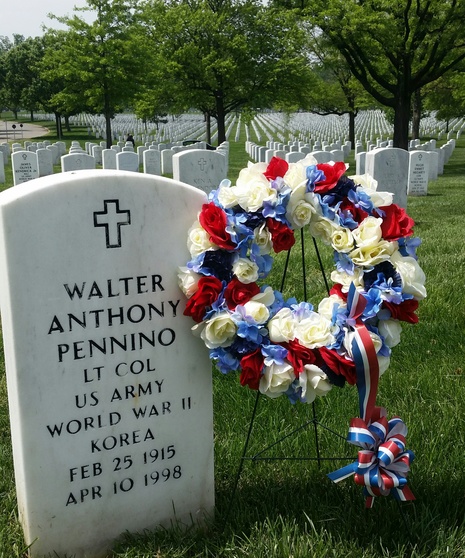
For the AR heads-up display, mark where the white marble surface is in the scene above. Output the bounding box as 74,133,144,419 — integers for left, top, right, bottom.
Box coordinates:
173,149,227,194
365,147,409,208
0,170,214,558
408,151,429,196
12,150,39,185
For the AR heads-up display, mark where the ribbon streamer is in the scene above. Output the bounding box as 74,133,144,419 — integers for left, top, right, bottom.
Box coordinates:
328,284,414,507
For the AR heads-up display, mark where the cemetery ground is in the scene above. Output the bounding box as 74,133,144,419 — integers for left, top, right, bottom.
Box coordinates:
0,122,464,557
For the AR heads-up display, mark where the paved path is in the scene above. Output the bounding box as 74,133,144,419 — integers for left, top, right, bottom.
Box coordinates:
0,120,50,141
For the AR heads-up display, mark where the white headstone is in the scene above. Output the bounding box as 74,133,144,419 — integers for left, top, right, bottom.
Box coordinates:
37,148,54,177
116,151,139,172
161,149,174,175
62,153,96,172
0,170,214,558
0,152,4,184
365,147,409,208
408,151,429,196
311,151,332,163
102,149,117,170
12,151,39,185
143,149,161,175
173,149,227,194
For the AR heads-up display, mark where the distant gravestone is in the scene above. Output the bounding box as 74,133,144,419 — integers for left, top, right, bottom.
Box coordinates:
12,151,39,185
62,153,96,172
143,149,161,175
92,146,103,166
408,151,429,196
0,170,214,558
37,148,54,177
161,149,174,174
311,150,331,163
102,149,117,170
47,144,60,165
356,152,366,175
116,151,139,172
365,147,409,208
0,153,4,184
173,149,227,194
0,144,9,165
285,152,306,164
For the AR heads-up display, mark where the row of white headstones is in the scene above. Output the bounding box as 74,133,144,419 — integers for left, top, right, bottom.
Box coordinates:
246,135,455,207
0,138,230,194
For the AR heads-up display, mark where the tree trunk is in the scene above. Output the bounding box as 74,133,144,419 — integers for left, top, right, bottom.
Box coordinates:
411,89,421,140
105,114,112,149
215,96,226,145
393,92,411,150
204,112,212,144
55,112,62,139
348,110,355,147
65,115,71,132
30,110,34,121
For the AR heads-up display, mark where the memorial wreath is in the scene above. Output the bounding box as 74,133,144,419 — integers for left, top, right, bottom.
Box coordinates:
178,155,425,505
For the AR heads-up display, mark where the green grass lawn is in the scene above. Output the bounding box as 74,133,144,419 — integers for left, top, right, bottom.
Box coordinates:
1,123,465,557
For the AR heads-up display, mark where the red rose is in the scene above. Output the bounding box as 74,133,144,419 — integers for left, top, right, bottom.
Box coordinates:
264,157,289,181
183,276,223,323
199,202,236,250
340,199,369,225
318,347,356,385
382,299,419,324
281,339,317,376
224,277,261,310
329,283,348,301
378,204,415,241
266,218,295,253
314,162,347,194
240,349,264,390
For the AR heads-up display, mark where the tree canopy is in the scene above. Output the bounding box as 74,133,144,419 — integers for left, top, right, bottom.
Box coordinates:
305,0,465,149
135,0,312,143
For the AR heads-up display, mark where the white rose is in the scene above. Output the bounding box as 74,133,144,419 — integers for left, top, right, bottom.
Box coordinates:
286,184,316,229
243,301,270,324
200,312,237,349
309,216,340,245
391,250,427,300
299,364,332,403
177,267,201,297
217,184,239,208
295,312,334,349
187,222,214,256
233,258,259,284
251,286,275,307
362,188,393,208
283,161,307,192
352,216,383,249
253,223,273,255
259,362,295,398
331,227,355,253
378,319,402,348
349,240,396,267
235,166,277,212
318,295,347,320
268,307,296,342
348,173,378,190
330,268,364,290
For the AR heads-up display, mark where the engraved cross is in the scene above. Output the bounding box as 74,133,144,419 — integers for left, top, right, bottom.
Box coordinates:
93,199,131,249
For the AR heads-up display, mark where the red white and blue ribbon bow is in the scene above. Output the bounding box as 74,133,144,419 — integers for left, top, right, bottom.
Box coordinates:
327,412,415,508
328,283,415,507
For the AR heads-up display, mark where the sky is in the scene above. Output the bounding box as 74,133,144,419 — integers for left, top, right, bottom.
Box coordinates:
0,0,94,40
